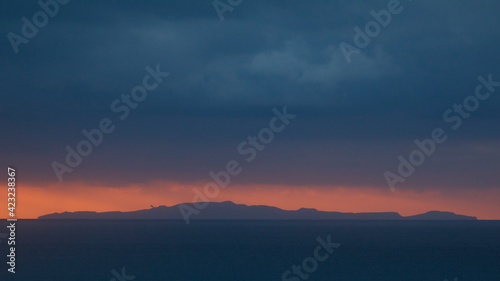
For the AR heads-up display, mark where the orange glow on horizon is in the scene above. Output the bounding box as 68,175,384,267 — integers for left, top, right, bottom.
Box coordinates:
4,181,500,220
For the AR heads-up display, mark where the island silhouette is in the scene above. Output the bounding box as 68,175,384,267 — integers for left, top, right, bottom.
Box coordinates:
38,201,477,220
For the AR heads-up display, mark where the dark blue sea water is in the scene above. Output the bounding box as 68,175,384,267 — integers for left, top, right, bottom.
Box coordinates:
1,220,499,281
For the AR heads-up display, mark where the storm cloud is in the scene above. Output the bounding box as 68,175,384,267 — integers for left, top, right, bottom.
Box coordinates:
1,0,499,192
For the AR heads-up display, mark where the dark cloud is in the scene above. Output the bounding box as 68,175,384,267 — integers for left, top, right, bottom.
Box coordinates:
1,0,499,190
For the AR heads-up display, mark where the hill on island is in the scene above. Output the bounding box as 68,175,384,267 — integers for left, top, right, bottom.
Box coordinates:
38,201,478,221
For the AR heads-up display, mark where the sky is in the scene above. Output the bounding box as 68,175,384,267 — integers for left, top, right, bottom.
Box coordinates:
1,0,500,219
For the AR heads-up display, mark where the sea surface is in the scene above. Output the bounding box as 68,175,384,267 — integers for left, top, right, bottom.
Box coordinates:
2,220,499,281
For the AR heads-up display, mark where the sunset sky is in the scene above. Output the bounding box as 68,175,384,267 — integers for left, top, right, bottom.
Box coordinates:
1,0,499,219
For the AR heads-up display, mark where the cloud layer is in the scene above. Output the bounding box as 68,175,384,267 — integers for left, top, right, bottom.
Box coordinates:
1,0,499,192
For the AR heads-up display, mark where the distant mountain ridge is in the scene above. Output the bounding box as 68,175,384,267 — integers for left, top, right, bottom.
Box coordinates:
38,201,478,220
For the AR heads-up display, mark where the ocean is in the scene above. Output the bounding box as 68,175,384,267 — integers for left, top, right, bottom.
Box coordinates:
3,220,499,281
